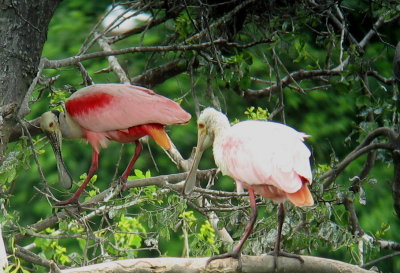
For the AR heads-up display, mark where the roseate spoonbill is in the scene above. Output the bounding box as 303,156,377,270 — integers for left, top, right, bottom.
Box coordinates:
102,5,152,35
40,83,191,205
183,107,313,266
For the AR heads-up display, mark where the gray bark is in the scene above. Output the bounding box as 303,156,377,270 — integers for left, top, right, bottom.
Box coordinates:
0,0,61,163
60,255,375,273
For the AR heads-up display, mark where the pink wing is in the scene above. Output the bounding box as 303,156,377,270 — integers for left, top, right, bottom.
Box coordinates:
66,84,191,132
218,120,312,194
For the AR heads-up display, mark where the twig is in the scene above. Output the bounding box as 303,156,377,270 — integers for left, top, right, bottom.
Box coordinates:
361,251,400,269
17,118,55,201
97,37,130,84
17,58,47,118
243,69,342,99
185,0,257,43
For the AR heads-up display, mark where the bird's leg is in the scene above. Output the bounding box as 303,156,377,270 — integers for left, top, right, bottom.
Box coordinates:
207,188,258,267
268,203,304,269
119,140,142,191
55,150,99,206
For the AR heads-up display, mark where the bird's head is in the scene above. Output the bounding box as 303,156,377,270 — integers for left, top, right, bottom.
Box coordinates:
40,110,61,133
183,107,230,195
40,111,73,189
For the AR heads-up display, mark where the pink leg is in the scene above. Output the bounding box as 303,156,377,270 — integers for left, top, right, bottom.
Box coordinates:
56,150,99,206
208,187,258,264
120,140,143,183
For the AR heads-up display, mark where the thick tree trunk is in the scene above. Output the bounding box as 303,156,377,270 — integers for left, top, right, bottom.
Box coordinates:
0,0,61,163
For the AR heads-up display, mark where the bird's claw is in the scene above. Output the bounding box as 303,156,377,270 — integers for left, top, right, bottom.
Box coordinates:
117,177,128,192
53,198,80,208
206,250,242,271
268,250,304,269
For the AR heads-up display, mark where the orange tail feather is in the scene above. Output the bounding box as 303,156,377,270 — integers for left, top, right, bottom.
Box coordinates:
286,183,314,207
143,124,172,150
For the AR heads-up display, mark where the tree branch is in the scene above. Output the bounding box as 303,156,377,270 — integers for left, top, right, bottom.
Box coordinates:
13,170,215,243
321,142,393,189
59,255,374,273
97,37,130,84
320,127,398,189
243,69,342,99
43,40,264,70
131,59,192,89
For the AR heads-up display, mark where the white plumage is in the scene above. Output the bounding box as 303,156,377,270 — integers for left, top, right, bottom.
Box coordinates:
102,5,152,35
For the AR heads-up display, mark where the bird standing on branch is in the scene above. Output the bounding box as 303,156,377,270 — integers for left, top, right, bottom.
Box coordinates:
40,83,191,205
184,107,313,267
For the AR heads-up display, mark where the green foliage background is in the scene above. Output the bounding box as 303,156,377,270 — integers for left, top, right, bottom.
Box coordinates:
1,0,400,272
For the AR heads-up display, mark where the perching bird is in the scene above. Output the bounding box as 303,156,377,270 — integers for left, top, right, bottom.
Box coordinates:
184,107,313,266
40,83,191,205
102,5,152,35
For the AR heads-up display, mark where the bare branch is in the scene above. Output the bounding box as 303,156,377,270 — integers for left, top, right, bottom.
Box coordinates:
367,71,396,85
321,142,394,190
12,245,57,269
59,255,373,273
131,59,192,88
44,40,264,70
8,116,41,142
343,197,363,236
243,69,342,99
361,252,400,269
97,37,130,84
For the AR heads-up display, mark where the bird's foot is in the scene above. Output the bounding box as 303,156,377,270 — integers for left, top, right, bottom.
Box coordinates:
206,249,242,270
268,249,304,269
117,177,128,192
54,197,80,207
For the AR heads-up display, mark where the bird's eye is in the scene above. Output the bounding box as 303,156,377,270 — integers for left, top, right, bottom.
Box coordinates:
49,122,54,128
198,123,205,129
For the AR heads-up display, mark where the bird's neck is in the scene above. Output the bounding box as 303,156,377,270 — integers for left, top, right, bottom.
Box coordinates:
211,116,230,146
59,112,84,139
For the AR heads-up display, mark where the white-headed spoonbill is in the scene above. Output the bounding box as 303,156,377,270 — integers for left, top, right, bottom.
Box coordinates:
183,107,313,267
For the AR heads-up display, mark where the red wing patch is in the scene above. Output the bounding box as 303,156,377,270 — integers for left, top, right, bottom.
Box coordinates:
66,92,113,117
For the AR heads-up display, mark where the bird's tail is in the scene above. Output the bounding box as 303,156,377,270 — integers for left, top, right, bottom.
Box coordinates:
143,124,172,150
286,183,314,207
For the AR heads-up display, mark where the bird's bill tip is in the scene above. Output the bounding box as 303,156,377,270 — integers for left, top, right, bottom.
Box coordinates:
45,130,73,189
182,132,207,195
183,147,203,195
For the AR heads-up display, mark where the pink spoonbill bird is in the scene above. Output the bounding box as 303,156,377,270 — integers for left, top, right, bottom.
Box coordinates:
40,83,191,205
183,107,313,266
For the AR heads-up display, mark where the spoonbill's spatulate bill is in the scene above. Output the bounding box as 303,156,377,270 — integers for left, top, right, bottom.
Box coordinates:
40,83,191,205
184,107,313,266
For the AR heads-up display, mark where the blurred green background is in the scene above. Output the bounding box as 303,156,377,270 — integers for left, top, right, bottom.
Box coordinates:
2,0,400,272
